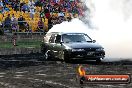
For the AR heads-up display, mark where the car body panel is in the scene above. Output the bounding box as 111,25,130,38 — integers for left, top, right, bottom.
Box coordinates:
41,32,105,61
63,42,102,49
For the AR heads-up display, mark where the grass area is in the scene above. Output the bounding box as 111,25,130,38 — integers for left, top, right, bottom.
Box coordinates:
0,40,42,49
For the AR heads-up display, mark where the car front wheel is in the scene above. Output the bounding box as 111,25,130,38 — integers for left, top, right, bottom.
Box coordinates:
61,51,70,62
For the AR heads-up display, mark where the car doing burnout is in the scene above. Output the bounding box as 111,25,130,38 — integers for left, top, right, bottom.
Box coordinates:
41,32,105,62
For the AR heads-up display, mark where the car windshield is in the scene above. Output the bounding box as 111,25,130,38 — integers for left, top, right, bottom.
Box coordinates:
62,33,92,43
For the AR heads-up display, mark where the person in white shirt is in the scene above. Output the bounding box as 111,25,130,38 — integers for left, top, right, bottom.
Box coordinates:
58,11,64,17
11,14,15,21
0,0,3,7
28,0,35,6
29,4,35,19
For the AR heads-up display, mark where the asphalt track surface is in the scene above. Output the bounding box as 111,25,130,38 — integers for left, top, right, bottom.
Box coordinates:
0,55,132,88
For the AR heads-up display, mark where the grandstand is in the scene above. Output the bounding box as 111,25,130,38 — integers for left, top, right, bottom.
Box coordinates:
0,0,83,34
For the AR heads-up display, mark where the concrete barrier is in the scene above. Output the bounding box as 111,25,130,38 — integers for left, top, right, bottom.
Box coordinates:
0,34,44,55
0,47,41,55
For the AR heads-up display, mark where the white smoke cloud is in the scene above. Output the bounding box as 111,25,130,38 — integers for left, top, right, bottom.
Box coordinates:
110,0,132,20
48,0,132,61
48,19,93,34
91,0,132,60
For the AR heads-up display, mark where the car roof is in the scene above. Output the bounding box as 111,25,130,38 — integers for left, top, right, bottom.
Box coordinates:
46,32,86,35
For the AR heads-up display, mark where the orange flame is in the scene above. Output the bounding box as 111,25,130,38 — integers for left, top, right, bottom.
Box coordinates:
78,65,86,76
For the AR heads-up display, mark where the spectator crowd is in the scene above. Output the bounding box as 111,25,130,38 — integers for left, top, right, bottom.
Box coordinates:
0,0,84,33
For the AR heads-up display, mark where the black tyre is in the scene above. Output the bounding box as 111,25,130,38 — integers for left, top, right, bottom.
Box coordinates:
45,50,54,60
41,44,46,54
64,57,70,63
61,51,70,63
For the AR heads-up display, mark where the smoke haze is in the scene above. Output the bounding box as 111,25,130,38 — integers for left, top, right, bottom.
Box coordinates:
91,0,132,61
48,0,132,61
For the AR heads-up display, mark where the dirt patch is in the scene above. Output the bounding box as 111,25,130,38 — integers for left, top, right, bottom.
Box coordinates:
0,60,131,88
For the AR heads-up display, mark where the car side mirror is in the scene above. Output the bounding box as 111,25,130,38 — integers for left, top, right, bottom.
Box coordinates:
93,40,96,43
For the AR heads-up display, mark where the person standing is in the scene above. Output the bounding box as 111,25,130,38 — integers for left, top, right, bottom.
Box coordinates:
38,18,45,32
29,4,35,19
0,0,3,13
4,14,11,32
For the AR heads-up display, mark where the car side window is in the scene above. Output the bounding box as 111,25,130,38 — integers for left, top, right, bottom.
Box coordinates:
49,34,56,43
55,35,61,43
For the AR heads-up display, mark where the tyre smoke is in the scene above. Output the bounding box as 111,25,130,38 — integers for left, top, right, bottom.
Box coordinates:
91,0,132,61
48,0,132,61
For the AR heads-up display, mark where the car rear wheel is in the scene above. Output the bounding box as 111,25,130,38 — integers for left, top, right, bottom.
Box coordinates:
45,50,54,60
41,44,46,54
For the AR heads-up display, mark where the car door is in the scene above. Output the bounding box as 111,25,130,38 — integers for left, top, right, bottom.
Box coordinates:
54,34,64,59
48,34,56,55
42,33,52,52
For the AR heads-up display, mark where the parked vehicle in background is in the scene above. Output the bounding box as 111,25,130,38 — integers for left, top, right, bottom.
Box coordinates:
41,32,105,63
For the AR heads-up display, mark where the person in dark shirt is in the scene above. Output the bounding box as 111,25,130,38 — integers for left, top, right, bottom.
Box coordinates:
48,16,53,30
4,14,11,32
18,15,26,32
44,8,50,19
37,18,45,32
22,3,29,12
